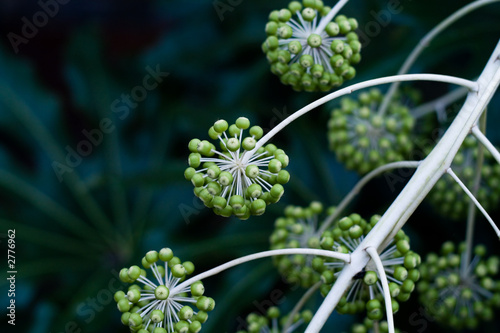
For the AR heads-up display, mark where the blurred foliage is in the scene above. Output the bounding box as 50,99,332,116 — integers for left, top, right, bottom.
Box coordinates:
0,0,499,332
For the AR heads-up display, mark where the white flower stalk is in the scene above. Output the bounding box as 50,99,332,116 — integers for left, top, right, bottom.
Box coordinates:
115,249,214,333
263,0,360,92
185,117,290,219
315,215,420,320
418,242,500,329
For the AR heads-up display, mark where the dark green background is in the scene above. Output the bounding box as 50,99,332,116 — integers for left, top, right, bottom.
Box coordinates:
1,0,500,332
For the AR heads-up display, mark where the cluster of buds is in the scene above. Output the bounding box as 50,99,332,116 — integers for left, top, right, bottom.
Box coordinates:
236,306,312,333
263,0,361,92
315,214,421,319
327,88,415,174
418,241,500,329
185,117,290,219
115,248,215,333
269,201,336,288
427,136,500,219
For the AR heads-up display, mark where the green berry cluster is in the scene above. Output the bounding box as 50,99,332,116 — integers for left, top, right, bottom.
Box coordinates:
263,0,361,92
345,318,401,333
269,201,336,288
185,117,290,219
327,88,415,174
115,248,215,333
236,306,312,333
315,214,421,319
418,241,500,329
427,136,500,220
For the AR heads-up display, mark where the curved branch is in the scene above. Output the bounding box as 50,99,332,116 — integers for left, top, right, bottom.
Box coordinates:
378,0,500,116
446,168,500,238
471,126,500,164
366,247,395,333
171,249,350,294
242,73,477,164
411,86,469,121
319,161,421,234
282,281,322,333
464,113,487,266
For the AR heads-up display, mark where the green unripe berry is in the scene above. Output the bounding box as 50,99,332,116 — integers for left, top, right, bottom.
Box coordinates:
364,271,378,285
191,281,205,296
179,305,194,320
278,9,292,22
196,296,215,312
117,298,131,312
189,321,202,333
218,171,233,186
307,34,322,48
326,22,339,36
288,41,302,54
236,117,250,130
213,119,228,133
151,309,164,323
154,285,170,300
245,165,260,178
226,137,240,151
300,54,314,68
146,251,159,263
302,7,316,21
127,289,141,303
188,139,201,153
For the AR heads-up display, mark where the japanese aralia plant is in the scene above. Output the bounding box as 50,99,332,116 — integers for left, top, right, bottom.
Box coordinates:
113,1,500,332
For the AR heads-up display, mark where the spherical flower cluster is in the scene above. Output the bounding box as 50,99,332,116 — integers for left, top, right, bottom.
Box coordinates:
115,248,215,333
263,0,361,92
315,214,421,319
327,89,415,174
418,241,500,329
346,318,401,333
185,117,290,219
427,136,500,220
236,306,312,333
269,201,336,288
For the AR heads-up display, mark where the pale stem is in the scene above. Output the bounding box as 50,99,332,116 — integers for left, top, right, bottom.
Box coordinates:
447,168,500,238
410,86,469,121
464,112,487,266
171,249,350,295
378,0,500,116
314,0,350,34
242,74,477,164
366,247,394,333
306,40,500,332
472,126,500,164
282,281,322,333
319,161,420,234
